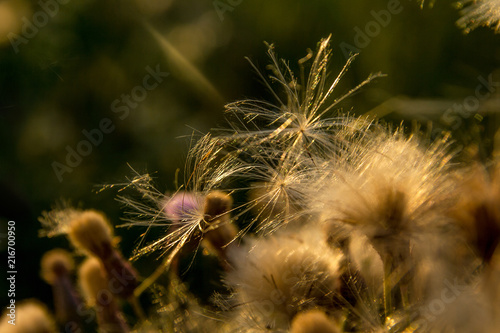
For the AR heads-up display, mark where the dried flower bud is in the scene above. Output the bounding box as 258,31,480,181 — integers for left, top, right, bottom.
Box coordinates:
41,249,74,285
201,191,237,269
203,190,233,224
41,249,83,326
203,222,238,270
79,257,109,307
67,210,138,298
78,257,129,333
68,210,114,258
203,222,238,253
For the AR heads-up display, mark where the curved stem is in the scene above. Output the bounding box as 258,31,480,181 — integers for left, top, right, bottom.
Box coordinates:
133,247,179,298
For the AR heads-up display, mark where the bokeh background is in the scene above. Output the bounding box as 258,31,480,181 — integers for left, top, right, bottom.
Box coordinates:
1,0,499,315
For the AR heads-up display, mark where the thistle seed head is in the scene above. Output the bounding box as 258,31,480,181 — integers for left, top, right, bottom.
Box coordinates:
224,225,343,331
290,309,340,333
68,210,114,258
40,248,74,285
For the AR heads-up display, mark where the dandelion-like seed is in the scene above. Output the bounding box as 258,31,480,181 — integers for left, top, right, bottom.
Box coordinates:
218,36,383,235
242,146,314,234
119,135,242,259
117,134,246,296
224,35,383,160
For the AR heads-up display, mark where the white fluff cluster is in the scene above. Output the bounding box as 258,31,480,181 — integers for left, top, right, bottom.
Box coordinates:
222,226,343,332
314,126,455,263
38,36,500,332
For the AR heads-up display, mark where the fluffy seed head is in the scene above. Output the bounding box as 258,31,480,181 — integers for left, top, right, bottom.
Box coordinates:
68,210,114,258
313,125,455,262
40,248,74,284
224,226,343,331
117,136,246,261
290,310,340,333
0,299,57,333
38,204,81,237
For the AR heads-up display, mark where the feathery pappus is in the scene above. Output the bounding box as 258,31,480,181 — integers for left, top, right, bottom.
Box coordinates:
34,35,500,333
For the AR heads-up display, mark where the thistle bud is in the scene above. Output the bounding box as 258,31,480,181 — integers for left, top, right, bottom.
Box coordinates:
41,249,83,327
203,190,233,225
78,257,129,333
68,210,138,298
163,191,203,223
202,191,237,268
67,210,113,257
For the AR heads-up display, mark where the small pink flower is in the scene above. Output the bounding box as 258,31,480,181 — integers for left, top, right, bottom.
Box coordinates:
163,191,204,223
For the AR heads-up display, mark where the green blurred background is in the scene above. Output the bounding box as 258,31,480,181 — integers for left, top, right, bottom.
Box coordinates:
0,0,499,315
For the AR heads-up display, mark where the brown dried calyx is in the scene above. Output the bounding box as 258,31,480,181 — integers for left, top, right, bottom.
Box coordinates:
452,163,500,264
202,191,237,268
203,190,233,225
